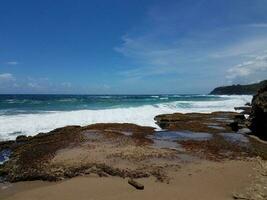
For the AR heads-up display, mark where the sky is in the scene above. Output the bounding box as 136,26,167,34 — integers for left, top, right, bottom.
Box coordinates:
0,0,267,94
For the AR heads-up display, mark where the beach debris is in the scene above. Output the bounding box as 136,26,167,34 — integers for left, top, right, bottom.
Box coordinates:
128,179,144,190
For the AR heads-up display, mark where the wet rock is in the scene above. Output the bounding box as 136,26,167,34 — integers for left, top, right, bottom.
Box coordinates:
180,134,254,161
228,121,240,132
1,125,84,182
0,123,157,183
155,112,236,133
84,123,154,137
1,120,265,184
249,85,267,140
234,114,245,121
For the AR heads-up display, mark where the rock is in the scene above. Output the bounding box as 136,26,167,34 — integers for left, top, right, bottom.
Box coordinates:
0,123,157,183
154,112,236,133
235,114,245,120
249,85,267,140
228,121,239,132
232,114,248,130
15,135,28,143
128,179,144,190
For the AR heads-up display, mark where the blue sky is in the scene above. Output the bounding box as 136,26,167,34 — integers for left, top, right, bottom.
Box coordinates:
0,0,267,94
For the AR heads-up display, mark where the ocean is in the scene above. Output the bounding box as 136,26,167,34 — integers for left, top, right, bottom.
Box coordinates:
0,94,252,140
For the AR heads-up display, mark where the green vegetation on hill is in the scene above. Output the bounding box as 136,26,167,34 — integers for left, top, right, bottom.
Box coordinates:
209,80,267,95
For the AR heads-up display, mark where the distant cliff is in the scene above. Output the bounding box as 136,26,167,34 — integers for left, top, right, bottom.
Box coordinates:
210,80,267,95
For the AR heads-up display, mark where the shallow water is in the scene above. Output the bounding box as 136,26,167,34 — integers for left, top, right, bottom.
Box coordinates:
151,139,184,151
237,128,251,134
148,131,213,150
82,131,103,140
208,125,226,130
212,117,234,123
219,133,249,143
152,131,213,141
0,149,11,165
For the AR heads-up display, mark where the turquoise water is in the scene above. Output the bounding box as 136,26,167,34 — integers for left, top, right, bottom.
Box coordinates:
0,94,222,115
0,94,252,140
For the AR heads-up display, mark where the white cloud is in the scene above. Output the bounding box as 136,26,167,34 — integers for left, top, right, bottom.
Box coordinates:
102,84,111,89
0,73,15,82
247,23,267,28
116,33,267,84
226,52,267,81
27,82,41,89
210,37,267,58
61,82,72,88
115,36,182,66
115,35,188,79
6,61,19,65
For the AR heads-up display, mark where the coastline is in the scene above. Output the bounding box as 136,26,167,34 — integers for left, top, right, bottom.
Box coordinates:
1,109,267,199
1,0,266,198
0,94,252,141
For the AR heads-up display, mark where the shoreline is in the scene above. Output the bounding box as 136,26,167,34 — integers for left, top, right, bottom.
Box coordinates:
1,110,267,199
0,94,252,141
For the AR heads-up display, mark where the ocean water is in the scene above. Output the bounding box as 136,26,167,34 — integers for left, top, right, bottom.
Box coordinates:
0,94,252,140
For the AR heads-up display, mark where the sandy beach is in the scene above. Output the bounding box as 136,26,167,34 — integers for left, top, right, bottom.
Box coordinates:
1,159,260,200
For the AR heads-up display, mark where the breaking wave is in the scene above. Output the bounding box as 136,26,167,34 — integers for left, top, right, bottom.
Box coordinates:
0,95,252,140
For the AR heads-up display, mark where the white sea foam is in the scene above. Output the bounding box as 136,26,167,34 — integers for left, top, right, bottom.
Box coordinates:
0,95,252,140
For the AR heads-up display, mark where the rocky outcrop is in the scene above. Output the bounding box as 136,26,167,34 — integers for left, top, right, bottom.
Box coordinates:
249,85,267,140
1,118,267,184
209,80,267,95
154,111,267,160
154,112,236,133
0,123,172,183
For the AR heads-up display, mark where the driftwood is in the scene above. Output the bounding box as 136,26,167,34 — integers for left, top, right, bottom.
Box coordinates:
128,179,144,190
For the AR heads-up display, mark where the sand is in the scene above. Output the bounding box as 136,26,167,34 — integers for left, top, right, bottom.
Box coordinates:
0,159,258,200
